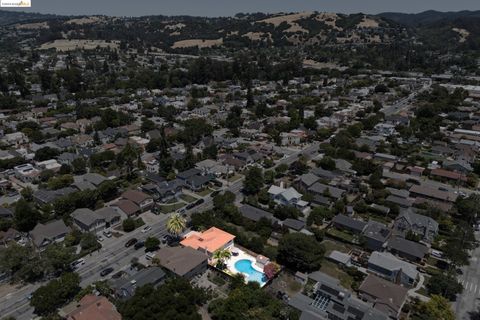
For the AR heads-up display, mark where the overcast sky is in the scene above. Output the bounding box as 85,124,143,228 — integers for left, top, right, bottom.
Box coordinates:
4,0,480,17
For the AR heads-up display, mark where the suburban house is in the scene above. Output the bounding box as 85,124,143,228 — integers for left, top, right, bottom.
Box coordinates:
332,214,367,234
176,168,213,191
33,187,77,206
111,200,141,217
155,246,208,279
386,237,429,263
289,271,388,320
141,179,183,203
81,173,108,187
358,274,408,319
71,208,106,233
0,228,22,247
362,221,392,252
409,185,457,203
66,295,121,320
368,251,419,287
121,190,154,212
95,207,122,228
30,220,71,250
110,267,166,300
267,184,309,213
393,209,439,243
238,204,279,225
180,227,235,258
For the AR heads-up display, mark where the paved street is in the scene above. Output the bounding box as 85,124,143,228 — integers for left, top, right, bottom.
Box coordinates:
455,232,480,319
382,82,431,116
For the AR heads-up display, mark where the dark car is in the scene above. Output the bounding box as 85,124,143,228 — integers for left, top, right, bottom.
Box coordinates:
211,190,221,197
112,271,124,279
100,267,114,277
125,238,138,248
195,199,204,206
134,241,145,250
161,234,175,245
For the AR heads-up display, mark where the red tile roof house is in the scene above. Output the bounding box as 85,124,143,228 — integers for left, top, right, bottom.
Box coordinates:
180,227,235,259
66,295,121,320
121,190,154,212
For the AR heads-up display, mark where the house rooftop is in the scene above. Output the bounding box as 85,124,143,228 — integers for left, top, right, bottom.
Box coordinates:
180,227,235,254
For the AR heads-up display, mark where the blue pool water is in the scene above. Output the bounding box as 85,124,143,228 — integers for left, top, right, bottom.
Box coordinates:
234,259,267,285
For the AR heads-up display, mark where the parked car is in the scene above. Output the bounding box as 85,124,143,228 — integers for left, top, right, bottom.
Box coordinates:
103,230,112,238
134,241,145,250
100,267,114,277
211,190,221,197
112,271,124,279
97,235,104,242
161,234,174,245
141,225,152,233
195,199,204,206
125,238,138,248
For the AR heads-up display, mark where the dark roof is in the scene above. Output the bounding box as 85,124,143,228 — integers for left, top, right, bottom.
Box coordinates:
111,267,166,299
363,221,391,243
282,218,305,231
155,246,207,277
238,204,278,223
387,237,428,259
177,168,201,180
359,274,408,316
332,214,367,232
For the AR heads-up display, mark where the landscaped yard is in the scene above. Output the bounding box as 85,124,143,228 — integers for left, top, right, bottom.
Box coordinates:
320,260,354,289
227,174,242,182
158,203,185,214
321,240,351,255
326,228,357,244
179,194,198,203
196,188,213,197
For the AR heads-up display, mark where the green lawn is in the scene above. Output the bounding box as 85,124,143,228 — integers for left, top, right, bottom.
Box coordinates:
196,188,213,197
326,228,356,244
179,194,198,203
321,240,350,255
227,174,242,182
158,203,185,214
320,260,354,289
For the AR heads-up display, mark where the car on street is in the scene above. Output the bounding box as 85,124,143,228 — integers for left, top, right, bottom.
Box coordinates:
141,225,152,233
71,258,85,269
100,267,114,277
112,271,124,279
195,199,204,206
134,241,145,250
125,238,138,247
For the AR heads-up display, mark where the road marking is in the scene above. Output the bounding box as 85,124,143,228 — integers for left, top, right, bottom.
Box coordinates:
474,284,477,293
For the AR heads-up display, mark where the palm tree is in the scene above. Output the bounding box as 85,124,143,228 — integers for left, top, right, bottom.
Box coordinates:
212,248,232,269
166,213,186,237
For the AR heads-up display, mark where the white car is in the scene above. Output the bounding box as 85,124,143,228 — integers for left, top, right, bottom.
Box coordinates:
71,258,85,269
141,226,152,233
103,230,112,238
97,235,104,242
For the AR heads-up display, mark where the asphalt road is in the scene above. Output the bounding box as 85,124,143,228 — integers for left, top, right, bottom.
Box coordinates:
0,141,317,320
382,83,431,116
455,232,480,319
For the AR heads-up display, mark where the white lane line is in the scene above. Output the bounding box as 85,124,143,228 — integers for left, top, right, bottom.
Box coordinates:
474,283,478,294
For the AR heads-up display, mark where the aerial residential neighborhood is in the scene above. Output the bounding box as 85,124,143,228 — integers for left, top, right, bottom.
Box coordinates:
0,1,480,320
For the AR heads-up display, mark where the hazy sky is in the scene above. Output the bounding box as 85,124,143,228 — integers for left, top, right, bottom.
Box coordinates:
4,0,480,17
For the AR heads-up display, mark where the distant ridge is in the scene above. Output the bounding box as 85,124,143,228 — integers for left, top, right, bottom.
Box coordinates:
378,10,480,26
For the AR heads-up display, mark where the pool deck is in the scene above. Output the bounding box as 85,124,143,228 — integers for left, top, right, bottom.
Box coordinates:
225,247,266,286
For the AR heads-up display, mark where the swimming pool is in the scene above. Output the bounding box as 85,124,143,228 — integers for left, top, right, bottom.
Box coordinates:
234,259,267,285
